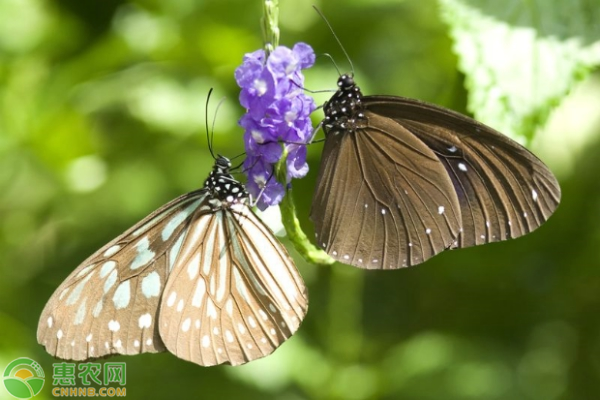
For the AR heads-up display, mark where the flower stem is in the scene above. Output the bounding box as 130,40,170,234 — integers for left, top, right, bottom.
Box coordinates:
276,151,335,266
262,0,280,57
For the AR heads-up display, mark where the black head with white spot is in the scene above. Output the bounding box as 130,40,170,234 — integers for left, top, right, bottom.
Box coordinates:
204,155,248,203
323,74,366,134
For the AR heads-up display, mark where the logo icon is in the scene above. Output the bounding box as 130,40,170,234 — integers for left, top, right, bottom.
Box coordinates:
3,358,45,399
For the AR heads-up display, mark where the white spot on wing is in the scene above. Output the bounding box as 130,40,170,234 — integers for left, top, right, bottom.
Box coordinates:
130,236,156,270
141,271,161,298
192,280,206,307
57,330,63,339
99,261,116,278
532,189,538,201
138,313,152,329
47,317,53,328
207,299,217,319
176,299,184,312
458,163,467,172
103,245,121,258
75,264,95,278
67,272,94,306
59,288,69,301
438,206,445,214
162,200,201,241
202,335,210,348
187,253,200,280
92,300,103,317
113,281,131,309
103,270,117,294
169,234,185,272
259,309,268,321
74,298,87,325
182,318,191,332
108,320,120,332
166,291,177,307
86,334,92,342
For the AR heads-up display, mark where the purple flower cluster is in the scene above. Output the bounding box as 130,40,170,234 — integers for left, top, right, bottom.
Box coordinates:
235,43,316,210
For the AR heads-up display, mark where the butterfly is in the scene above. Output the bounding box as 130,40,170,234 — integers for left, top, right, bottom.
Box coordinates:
38,155,308,366
310,74,561,269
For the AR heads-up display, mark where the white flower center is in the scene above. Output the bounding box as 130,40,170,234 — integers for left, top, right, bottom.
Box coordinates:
253,79,267,96
253,174,267,188
285,61,298,75
251,129,265,144
284,111,297,126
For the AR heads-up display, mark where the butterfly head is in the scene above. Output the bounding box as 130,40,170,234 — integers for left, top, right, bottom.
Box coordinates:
338,74,356,91
204,155,248,204
323,74,366,133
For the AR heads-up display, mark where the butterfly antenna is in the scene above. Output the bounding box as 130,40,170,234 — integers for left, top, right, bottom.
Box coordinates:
322,53,342,76
205,88,216,160
210,96,228,157
230,152,246,172
313,6,354,76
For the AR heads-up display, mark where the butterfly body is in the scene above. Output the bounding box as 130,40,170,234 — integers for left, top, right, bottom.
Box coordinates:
312,74,560,269
38,156,307,366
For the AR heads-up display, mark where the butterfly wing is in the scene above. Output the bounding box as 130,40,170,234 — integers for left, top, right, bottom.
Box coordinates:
364,96,561,247
37,190,208,361
311,112,463,269
158,202,308,366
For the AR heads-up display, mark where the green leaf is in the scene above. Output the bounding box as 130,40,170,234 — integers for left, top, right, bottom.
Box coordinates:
438,0,600,143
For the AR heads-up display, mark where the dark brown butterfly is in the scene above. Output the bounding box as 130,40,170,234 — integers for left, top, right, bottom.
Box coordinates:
310,74,561,269
38,155,307,366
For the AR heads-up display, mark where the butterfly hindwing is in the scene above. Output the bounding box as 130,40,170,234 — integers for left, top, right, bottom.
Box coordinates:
365,96,561,247
158,203,308,366
37,191,207,361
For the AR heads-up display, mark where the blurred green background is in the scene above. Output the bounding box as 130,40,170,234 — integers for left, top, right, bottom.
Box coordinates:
1,0,600,399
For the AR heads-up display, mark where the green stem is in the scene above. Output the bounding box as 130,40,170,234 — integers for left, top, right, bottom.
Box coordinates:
262,0,332,266
276,152,335,266
262,0,280,56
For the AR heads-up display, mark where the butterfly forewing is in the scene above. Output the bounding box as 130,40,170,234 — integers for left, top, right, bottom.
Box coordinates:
38,156,308,366
158,203,307,366
37,191,207,360
313,112,462,269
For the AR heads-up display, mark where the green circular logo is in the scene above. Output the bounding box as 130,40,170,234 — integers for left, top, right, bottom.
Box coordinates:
2,358,45,399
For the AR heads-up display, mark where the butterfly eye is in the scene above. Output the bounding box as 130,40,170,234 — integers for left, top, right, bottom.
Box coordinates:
339,74,355,89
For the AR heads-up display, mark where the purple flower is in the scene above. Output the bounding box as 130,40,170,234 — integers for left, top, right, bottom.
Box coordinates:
236,43,316,210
